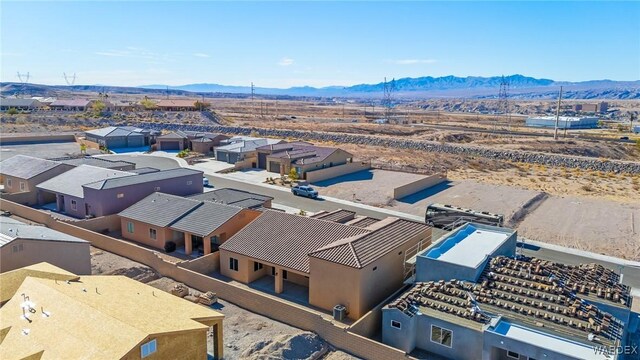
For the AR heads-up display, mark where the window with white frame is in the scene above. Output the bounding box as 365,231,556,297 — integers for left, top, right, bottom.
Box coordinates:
127,222,134,233
430,325,452,348
19,182,26,191
140,339,157,358
507,351,520,359
71,200,77,210
254,262,263,272
6,179,11,188
149,228,157,240
391,320,402,329
117,193,124,198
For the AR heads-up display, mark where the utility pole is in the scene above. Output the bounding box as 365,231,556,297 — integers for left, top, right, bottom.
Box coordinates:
554,86,563,140
250,82,255,118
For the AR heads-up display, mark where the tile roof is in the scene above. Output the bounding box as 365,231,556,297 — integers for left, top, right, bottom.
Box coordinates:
86,126,149,138
310,209,356,223
219,211,370,273
0,217,88,247
216,139,281,153
256,141,313,151
36,165,134,198
118,192,201,227
0,98,41,107
188,188,273,209
49,99,91,107
158,131,188,139
387,256,630,348
309,218,431,268
129,167,160,175
0,268,222,359
48,156,135,170
170,201,243,237
344,216,381,228
0,155,64,179
261,143,350,166
83,168,202,190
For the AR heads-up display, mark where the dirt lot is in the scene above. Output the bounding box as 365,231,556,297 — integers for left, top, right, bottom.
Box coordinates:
90,247,358,360
0,141,100,161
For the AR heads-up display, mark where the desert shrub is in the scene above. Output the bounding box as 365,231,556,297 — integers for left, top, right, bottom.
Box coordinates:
7,108,18,115
164,241,176,253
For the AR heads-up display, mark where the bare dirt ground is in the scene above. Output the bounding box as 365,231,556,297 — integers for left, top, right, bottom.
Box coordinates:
90,247,358,360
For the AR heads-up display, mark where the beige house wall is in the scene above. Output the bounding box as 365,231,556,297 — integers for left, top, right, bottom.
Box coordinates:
191,141,215,154
392,173,446,200
121,328,214,360
120,218,181,251
306,161,371,183
219,251,253,283
0,238,91,275
309,258,362,318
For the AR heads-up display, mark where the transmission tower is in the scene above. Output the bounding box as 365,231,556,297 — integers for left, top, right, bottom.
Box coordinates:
16,71,30,98
383,77,396,121
498,75,511,133
63,72,77,86
250,82,256,118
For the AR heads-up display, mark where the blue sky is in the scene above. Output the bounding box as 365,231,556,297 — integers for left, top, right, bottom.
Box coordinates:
2,1,639,88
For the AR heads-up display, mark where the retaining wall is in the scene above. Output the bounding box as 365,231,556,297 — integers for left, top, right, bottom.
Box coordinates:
393,173,446,200
306,161,371,183
0,134,76,144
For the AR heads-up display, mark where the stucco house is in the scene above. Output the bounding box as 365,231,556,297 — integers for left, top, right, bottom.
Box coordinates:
49,99,94,111
215,137,282,165
155,130,228,152
0,98,43,111
84,126,158,149
36,165,204,218
0,217,90,274
256,142,354,179
188,188,273,210
0,155,73,205
0,262,224,359
119,192,261,256
218,210,431,320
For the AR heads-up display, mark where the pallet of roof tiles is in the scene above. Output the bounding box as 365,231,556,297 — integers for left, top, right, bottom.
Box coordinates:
171,283,189,298
198,291,218,306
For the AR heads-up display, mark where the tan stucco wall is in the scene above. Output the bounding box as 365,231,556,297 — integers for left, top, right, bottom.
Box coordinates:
120,218,181,251
299,149,352,173
121,328,212,360
392,173,446,200
306,161,371,183
191,141,215,154
0,238,91,275
219,251,253,283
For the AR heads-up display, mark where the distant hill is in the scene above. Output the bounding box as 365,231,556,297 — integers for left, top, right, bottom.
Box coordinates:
2,75,639,100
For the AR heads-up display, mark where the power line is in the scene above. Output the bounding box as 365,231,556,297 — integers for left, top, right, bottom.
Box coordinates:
498,75,511,133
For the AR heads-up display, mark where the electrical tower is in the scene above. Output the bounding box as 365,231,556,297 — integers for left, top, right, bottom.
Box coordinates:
250,82,255,117
383,77,396,121
16,71,30,98
498,75,511,133
63,72,77,86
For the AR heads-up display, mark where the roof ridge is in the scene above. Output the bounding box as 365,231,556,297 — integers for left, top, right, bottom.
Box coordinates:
348,242,362,268
167,201,206,227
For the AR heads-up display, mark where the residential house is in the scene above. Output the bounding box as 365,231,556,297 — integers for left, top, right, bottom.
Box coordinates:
188,188,273,210
382,223,635,360
0,262,224,359
0,98,43,111
48,156,136,171
119,192,261,255
0,217,90,274
218,210,431,319
49,99,94,111
84,126,158,149
156,131,229,153
0,155,73,205
156,131,190,151
36,165,203,218
215,138,282,165
256,142,354,179
156,99,199,111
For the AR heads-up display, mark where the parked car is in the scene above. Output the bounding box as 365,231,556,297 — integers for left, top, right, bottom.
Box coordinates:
619,136,629,140
203,177,210,187
292,185,318,199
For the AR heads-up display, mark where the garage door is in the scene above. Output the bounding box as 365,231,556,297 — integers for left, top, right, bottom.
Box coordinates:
258,153,267,169
160,141,180,150
127,136,145,148
268,161,281,173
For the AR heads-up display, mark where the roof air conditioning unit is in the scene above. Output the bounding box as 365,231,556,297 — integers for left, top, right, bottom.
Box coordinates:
333,304,347,321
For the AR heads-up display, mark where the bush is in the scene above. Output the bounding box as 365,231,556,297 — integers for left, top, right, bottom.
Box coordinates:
7,108,19,115
164,241,176,253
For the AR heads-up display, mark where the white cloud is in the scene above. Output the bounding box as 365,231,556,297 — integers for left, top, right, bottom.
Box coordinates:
94,48,175,62
193,53,210,58
278,57,295,66
388,59,437,65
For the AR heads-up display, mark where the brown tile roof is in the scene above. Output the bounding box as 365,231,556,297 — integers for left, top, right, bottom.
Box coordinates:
219,211,369,273
309,218,431,268
344,216,381,228
310,209,356,223
387,256,630,348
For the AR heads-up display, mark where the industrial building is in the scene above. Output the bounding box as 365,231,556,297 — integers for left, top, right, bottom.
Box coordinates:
382,223,636,360
526,116,599,129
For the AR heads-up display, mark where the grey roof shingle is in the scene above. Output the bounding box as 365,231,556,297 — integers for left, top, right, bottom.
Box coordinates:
50,99,91,107
83,168,202,190
48,156,135,170
0,155,64,179
129,167,160,175
36,165,134,198
188,188,272,209
170,201,242,237
0,98,41,107
0,217,88,247
309,218,431,269
85,126,148,138
118,193,201,227
219,211,370,273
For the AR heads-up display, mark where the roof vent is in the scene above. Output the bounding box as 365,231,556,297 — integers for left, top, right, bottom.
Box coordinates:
21,329,30,336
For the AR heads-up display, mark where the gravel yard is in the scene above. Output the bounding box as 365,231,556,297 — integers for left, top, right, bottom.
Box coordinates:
0,141,100,161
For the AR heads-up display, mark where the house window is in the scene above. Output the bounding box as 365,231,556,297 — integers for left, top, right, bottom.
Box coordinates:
154,187,161,191
391,320,402,329
507,351,520,359
6,179,12,188
149,228,157,240
254,262,263,272
12,244,24,253
229,257,238,271
186,180,193,185
431,325,453,348
19,182,26,191
117,193,124,198
210,235,220,245
71,200,77,210
141,339,157,358
127,222,134,233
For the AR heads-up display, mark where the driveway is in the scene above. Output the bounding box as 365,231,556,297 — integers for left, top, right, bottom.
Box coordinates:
0,142,100,161
190,159,236,173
